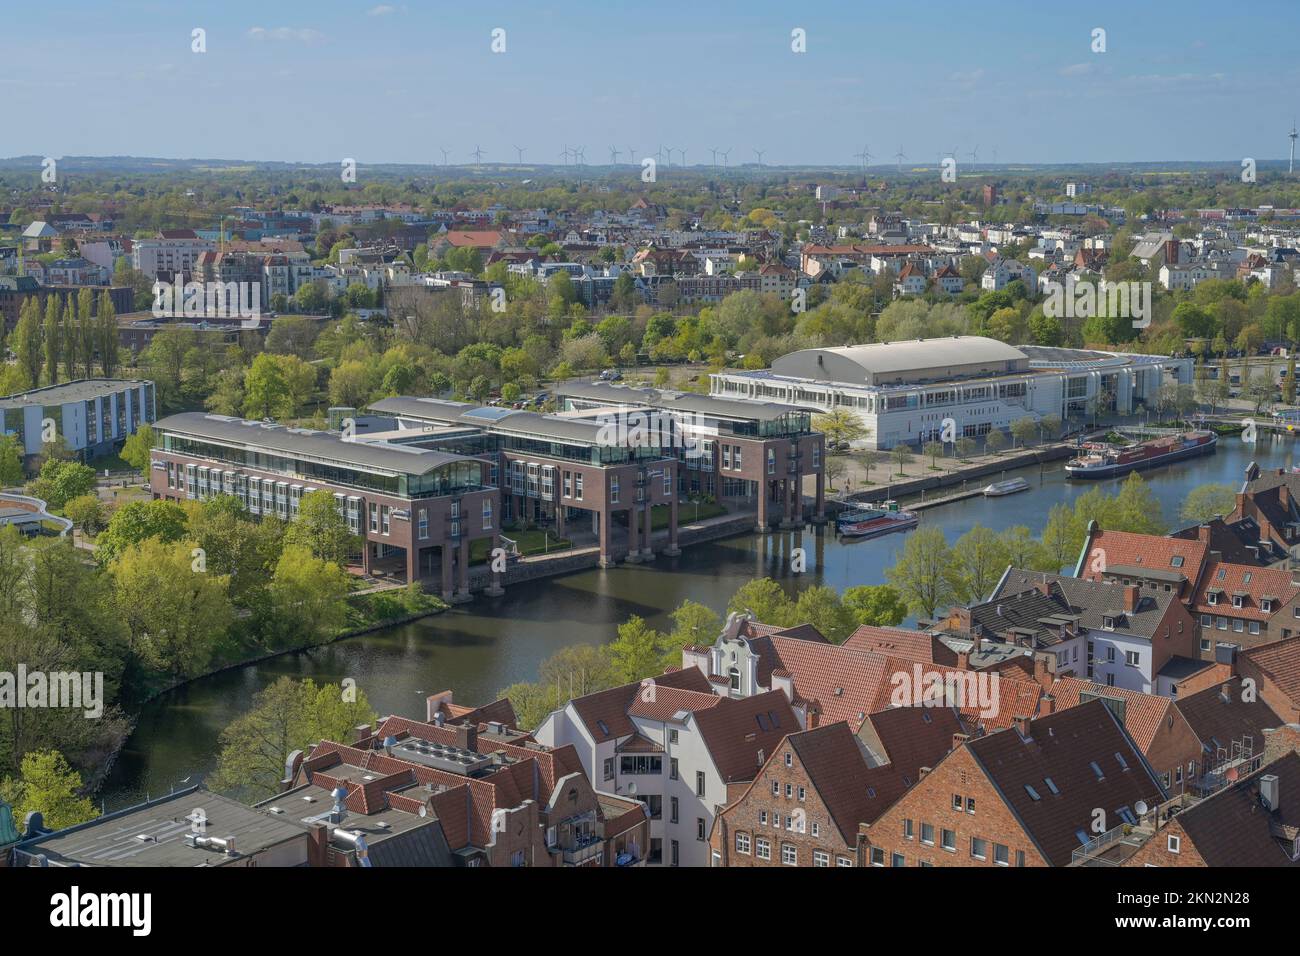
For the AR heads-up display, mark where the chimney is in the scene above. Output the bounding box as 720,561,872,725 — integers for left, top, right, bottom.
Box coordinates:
1036,579,1052,597
281,749,304,792
1259,773,1280,812
353,722,373,744
1164,239,1179,265
756,748,765,768
1013,715,1032,740
1198,524,1212,544
951,733,970,752
1033,655,1055,688
1123,584,1139,613
1280,483,1291,508
454,722,478,752
918,766,932,782
956,650,970,669
1040,693,1056,715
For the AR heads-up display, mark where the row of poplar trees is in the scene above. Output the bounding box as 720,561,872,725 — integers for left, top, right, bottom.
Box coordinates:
8,289,120,388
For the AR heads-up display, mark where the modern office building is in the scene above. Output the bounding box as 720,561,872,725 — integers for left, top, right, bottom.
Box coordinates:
150,412,499,600
709,336,1193,450
552,382,825,531
1,378,156,466
368,397,682,567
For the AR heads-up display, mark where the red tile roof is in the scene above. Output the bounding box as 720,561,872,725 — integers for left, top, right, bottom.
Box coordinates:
1191,560,1300,621
1049,677,1175,753
694,691,798,784
1242,637,1300,711
1078,528,1209,583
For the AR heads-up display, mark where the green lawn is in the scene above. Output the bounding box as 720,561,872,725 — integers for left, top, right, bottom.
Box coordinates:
657,500,726,528
471,527,573,563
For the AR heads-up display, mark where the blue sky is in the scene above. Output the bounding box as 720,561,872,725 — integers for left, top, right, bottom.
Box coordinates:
4,0,1297,166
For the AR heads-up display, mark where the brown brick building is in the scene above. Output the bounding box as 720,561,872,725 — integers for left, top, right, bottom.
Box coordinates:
861,700,1165,867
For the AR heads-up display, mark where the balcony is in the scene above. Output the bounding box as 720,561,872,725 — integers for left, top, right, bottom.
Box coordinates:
561,838,604,866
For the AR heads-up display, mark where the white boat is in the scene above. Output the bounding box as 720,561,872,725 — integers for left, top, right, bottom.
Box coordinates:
983,477,1030,497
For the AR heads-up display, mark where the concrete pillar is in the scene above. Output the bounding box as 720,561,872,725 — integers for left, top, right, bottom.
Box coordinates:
405,544,417,586
556,505,566,539
625,507,642,563
756,479,768,533
598,512,614,567
455,537,471,602
361,539,373,576
485,533,505,597
641,502,654,559
813,470,826,524
440,544,454,602
666,492,681,556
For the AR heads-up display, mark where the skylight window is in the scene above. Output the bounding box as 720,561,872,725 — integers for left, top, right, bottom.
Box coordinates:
1025,784,1041,801
1171,556,1184,568
1090,761,1104,780
1114,752,1129,771
1044,777,1059,795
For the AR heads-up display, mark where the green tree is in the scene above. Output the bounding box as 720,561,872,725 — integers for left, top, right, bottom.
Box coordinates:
12,298,42,387
606,615,671,684
842,584,908,627
63,494,105,533
922,440,945,468
26,458,96,510
267,544,352,644
667,600,722,649
892,444,913,475
984,429,1007,455
43,295,61,384
1010,417,1038,448
0,434,23,486
790,585,858,643
812,409,867,447
885,526,954,619
727,578,793,625
95,498,189,565
1180,483,1237,525
119,423,155,475
283,489,358,566
208,677,374,801
998,525,1052,571
0,750,98,831
946,526,1011,604
109,537,235,679
97,291,118,377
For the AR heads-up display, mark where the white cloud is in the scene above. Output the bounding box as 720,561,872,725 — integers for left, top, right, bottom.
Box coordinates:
247,27,326,44
368,4,397,15
1059,62,1096,77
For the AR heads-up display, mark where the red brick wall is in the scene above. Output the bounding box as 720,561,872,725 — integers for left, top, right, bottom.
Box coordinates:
711,747,856,867
863,747,1048,867
1120,819,1207,867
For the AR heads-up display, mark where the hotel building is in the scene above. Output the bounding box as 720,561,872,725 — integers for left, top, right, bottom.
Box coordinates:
150,412,498,601
551,382,826,531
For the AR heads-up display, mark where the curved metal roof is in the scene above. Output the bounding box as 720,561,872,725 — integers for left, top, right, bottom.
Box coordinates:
772,336,1027,384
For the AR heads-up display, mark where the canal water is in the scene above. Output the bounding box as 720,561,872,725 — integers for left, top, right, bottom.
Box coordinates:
99,434,1297,807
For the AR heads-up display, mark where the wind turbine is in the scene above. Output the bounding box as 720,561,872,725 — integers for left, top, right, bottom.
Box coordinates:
677,148,687,166
710,147,719,167
439,147,450,166
573,146,586,166
854,145,872,172
558,144,571,165
895,146,907,174
627,146,638,164
719,148,731,168
660,146,672,167
514,145,526,164
609,145,621,164
754,148,766,166
1290,120,1298,175
471,145,485,168
657,145,669,165
967,144,979,171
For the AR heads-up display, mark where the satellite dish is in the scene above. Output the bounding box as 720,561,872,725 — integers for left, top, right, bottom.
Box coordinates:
627,781,638,795
1134,800,1148,815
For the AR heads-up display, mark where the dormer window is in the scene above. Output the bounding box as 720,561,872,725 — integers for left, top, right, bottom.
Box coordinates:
1232,595,1244,609
1262,600,1273,613
1102,616,1115,630
1207,592,1218,605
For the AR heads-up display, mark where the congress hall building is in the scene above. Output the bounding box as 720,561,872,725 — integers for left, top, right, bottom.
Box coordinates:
708,335,1193,451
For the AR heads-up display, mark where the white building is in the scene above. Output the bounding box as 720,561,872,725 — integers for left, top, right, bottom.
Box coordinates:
533,670,795,867
710,336,1192,450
